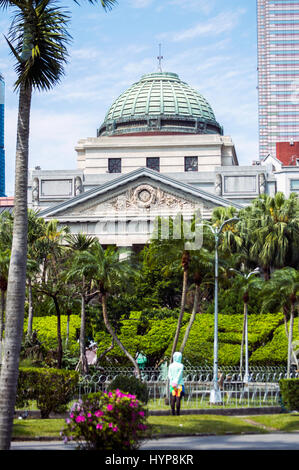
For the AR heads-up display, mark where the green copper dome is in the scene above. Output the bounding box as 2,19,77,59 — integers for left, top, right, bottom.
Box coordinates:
97,72,223,137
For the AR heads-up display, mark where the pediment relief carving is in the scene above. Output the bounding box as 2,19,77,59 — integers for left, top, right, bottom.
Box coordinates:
57,183,215,217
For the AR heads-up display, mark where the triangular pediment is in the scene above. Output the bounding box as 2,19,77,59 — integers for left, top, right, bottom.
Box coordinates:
39,168,242,220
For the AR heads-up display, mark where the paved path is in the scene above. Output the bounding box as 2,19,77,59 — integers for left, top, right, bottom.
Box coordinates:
10,432,299,451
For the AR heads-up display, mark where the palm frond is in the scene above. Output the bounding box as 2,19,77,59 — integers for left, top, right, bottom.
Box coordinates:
7,0,71,91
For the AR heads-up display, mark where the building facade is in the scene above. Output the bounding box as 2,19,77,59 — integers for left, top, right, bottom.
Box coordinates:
257,0,299,159
27,71,298,250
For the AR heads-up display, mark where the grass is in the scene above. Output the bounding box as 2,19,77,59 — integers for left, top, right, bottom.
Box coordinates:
12,413,299,440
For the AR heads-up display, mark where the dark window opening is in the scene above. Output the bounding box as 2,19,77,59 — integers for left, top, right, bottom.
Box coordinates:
108,158,121,173
185,156,198,172
146,157,160,172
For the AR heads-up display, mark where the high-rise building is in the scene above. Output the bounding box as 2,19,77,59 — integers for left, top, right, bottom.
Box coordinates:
257,0,299,159
0,78,4,196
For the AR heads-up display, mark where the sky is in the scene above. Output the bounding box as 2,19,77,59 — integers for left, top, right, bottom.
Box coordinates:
0,0,258,197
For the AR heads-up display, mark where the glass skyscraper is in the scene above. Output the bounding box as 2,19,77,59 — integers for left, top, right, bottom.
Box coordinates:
0,78,4,196
257,0,299,159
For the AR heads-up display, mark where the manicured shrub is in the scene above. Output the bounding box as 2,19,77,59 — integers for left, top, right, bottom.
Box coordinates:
94,311,286,366
61,389,150,450
279,379,299,412
107,374,149,404
16,367,79,418
25,315,81,354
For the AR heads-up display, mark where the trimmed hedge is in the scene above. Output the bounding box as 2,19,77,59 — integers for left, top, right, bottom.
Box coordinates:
279,379,299,412
107,374,149,404
16,367,79,418
25,315,81,354
95,311,286,366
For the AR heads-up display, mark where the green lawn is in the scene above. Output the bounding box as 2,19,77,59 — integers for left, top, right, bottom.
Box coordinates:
12,413,299,440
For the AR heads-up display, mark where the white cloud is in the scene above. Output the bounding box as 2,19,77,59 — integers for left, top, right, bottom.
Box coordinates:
159,9,246,42
129,0,153,8
168,0,216,14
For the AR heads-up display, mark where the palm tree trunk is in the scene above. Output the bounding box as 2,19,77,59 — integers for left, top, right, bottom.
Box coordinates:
101,293,140,379
171,266,188,360
283,305,298,371
0,290,5,363
180,284,200,354
53,296,63,369
240,303,247,380
0,81,32,450
27,278,33,338
287,304,295,379
78,291,88,375
65,312,71,348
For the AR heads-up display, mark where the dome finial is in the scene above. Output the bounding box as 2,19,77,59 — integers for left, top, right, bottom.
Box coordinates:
157,43,163,72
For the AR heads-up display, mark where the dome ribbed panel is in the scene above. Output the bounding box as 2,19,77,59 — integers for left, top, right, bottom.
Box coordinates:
99,72,222,136
104,73,216,121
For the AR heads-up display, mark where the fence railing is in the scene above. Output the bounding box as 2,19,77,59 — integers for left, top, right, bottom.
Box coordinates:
77,365,296,409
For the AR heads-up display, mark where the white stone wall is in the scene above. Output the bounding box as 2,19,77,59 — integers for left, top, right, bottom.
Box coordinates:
75,134,238,175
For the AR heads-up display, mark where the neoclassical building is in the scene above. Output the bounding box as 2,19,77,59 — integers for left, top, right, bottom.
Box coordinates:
27,71,298,250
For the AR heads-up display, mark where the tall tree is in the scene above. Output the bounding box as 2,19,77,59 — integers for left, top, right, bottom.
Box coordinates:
33,219,69,369
228,269,262,378
0,0,117,450
0,0,71,450
260,268,299,377
239,193,299,279
179,247,214,354
85,242,141,377
65,233,97,374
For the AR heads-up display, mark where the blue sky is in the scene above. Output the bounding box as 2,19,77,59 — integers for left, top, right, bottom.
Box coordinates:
0,0,258,196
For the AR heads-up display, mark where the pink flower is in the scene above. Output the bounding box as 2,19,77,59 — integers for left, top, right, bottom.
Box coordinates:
96,423,103,430
113,426,118,432
138,424,147,430
107,404,114,411
108,423,113,428
75,415,86,423
95,410,104,418
139,411,145,417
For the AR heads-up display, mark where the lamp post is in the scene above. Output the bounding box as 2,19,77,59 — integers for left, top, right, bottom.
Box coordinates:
229,267,260,383
197,217,239,404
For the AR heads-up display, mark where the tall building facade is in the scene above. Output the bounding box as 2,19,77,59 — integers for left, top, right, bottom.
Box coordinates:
0,78,4,196
257,0,299,159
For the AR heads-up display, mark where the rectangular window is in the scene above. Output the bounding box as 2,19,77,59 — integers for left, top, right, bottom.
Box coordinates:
108,158,121,173
146,157,160,172
184,156,198,172
290,179,299,191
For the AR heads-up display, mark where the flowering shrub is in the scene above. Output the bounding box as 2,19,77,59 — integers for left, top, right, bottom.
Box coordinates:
61,389,150,450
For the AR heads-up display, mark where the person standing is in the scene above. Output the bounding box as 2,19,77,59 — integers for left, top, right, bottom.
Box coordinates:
168,352,184,416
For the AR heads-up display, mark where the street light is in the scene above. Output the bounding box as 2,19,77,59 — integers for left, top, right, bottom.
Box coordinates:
197,217,239,404
229,267,260,383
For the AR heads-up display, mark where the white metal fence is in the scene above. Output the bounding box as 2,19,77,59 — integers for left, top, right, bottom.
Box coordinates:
77,365,296,409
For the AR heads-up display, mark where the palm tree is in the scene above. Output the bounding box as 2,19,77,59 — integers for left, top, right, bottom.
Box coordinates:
26,210,47,337
0,0,117,450
0,248,10,353
0,0,71,450
86,241,141,377
65,233,97,374
179,247,214,354
228,268,262,380
148,215,194,360
260,268,299,377
239,193,299,279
